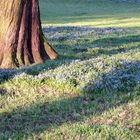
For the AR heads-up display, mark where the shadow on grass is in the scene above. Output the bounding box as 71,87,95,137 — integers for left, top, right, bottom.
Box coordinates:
0,69,19,84
0,60,140,138
49,36,140,64
94,35,140,47
44,26,140,59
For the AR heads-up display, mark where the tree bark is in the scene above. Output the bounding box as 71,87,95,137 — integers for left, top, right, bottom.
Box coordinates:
0,0,57,68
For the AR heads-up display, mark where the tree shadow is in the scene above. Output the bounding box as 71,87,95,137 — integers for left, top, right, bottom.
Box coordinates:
0,60,139,138
0,69,18,84
56,34,140,50
44,27,140,60
0,58,74,84
94,35,140,47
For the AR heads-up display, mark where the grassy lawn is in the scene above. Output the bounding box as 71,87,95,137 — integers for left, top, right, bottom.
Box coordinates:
40,0,140,28
0,0,140,139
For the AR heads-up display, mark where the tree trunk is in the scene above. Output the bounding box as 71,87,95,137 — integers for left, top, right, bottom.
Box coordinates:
0,0,57,68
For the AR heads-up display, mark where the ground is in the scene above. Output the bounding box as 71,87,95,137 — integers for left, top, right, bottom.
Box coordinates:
40,0,140,27
0,0,140,140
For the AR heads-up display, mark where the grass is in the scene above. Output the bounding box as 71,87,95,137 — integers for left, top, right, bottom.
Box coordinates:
40,0,140,28
0,0,140,139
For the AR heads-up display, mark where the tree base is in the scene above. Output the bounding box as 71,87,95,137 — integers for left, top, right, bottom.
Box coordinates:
0,38,58,69
0,0,58,69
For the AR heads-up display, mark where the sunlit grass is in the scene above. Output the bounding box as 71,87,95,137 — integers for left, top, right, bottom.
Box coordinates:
42,17,140,28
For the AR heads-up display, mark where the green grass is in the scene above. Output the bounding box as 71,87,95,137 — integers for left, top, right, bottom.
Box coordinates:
40,0,140,27
0,0,140,139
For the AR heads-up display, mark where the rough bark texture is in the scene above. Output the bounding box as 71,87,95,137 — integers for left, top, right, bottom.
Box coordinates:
0,0,57,68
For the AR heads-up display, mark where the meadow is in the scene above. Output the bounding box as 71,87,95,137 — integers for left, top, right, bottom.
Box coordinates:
40,0,140,28
0,0,140,139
